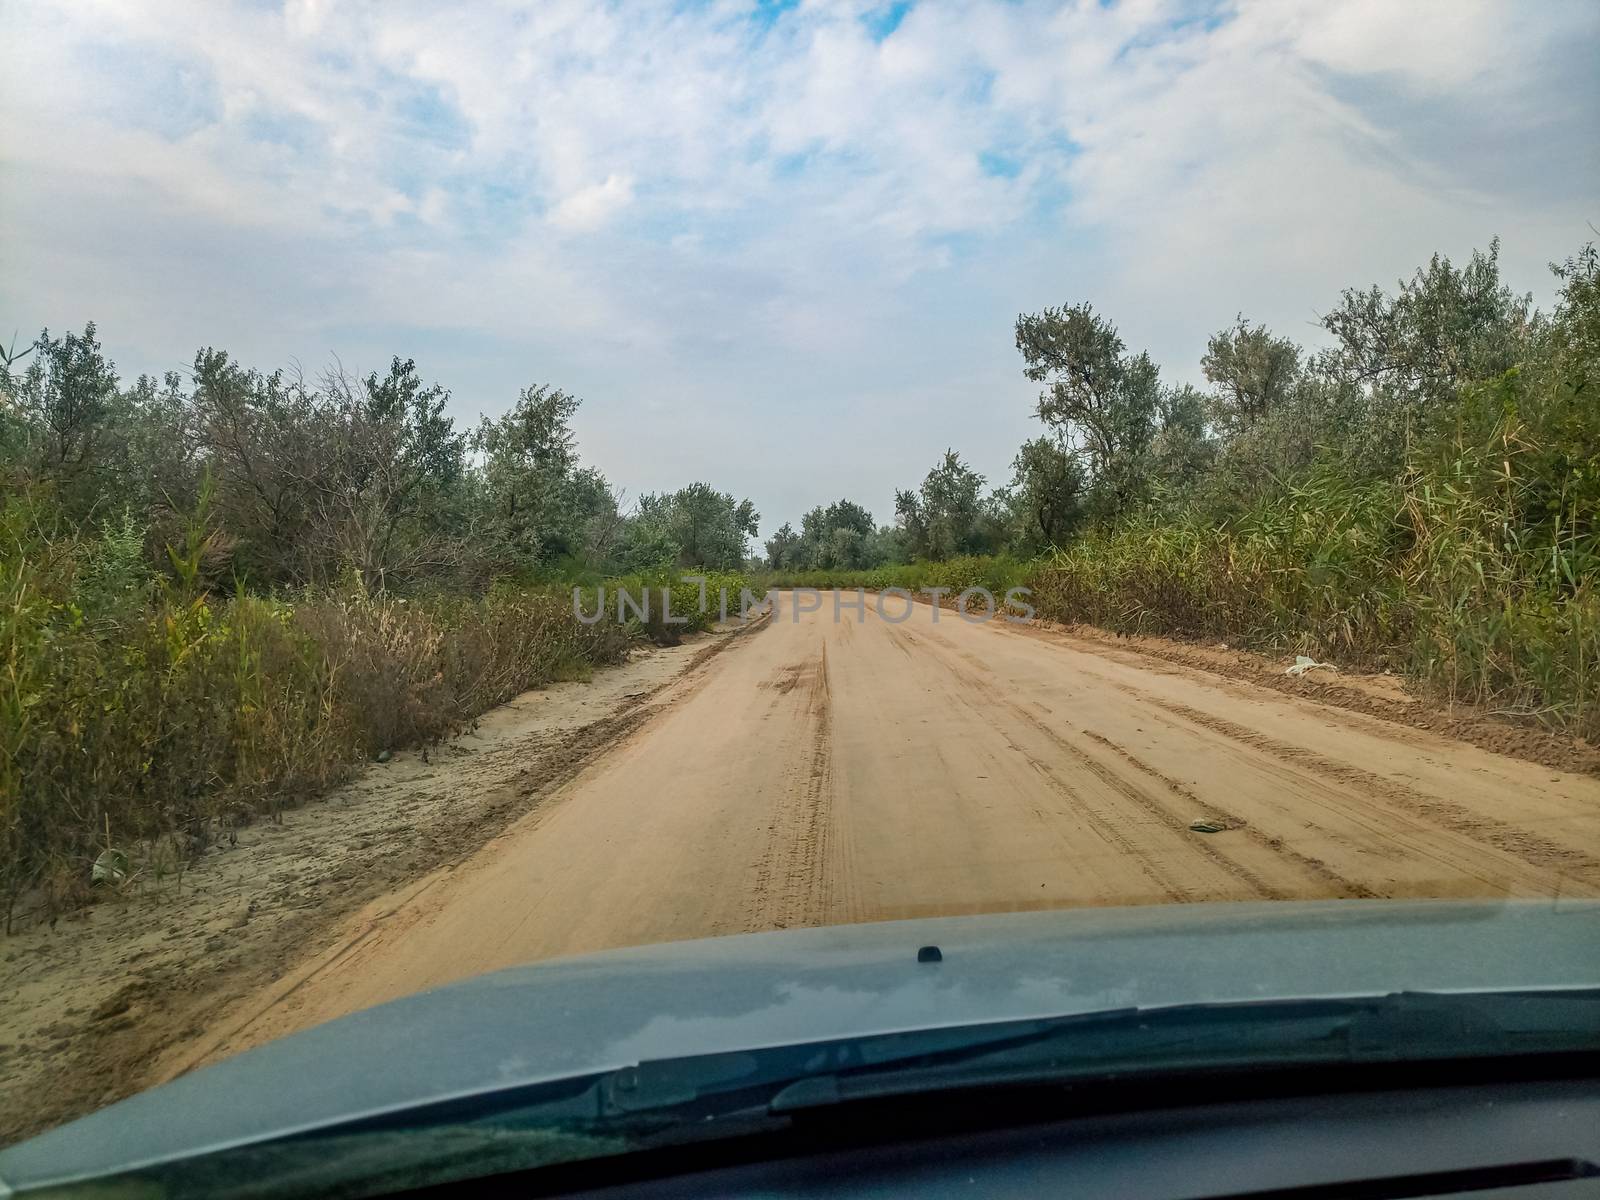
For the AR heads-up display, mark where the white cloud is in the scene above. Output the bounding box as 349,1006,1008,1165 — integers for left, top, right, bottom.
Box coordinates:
1295,0,1505,91
283,0,329,39
0,0,1595,532
548,174,636,232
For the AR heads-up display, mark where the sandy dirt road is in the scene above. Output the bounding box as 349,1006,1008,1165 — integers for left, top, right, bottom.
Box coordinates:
175,591,1600,1071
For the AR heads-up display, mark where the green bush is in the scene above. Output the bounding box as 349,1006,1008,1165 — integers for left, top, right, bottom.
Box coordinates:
0,506,648,927
1030,416,1600,739
575,568,759,645
763,554,1029,603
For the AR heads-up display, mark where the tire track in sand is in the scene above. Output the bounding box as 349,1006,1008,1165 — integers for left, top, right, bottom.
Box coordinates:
1140,697,1600,885
895,621,1282,902
744,640,835,930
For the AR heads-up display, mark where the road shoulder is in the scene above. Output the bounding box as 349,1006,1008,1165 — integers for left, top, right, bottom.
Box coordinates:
0,621,764,1147
1003,617,1600,776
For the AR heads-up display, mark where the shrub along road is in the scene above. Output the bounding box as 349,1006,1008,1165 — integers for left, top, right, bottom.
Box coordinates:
168,589,1600,1073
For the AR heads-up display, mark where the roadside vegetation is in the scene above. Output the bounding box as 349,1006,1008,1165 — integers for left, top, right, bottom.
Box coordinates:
6,234,1596,923
0,340,757,923
764,238,1600,741
762,556,1030,606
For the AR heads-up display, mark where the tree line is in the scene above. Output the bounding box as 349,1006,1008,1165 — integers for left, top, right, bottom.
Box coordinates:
764,237,1596,575
4,234,1593,594
0,341,758,592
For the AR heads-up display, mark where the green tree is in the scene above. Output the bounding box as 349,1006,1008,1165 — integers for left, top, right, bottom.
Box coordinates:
315,357,469,589
858,524,907,567
1007,435,1085,553
121,370,200,525
896,450,993,561
5,323,126,520
1549,242,1599,395
612,508,681,572
1148,384,1216,497
764,521,800,570
1201,316,1302,435
637,483,759,571
1320,238,1540,447
191,349,336,585
787,498,879,570
473,384,587,575
1015,303,1159,518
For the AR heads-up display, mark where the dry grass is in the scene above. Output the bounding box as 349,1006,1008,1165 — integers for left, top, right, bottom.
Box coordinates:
1031,412,1598,740
0,509,663,926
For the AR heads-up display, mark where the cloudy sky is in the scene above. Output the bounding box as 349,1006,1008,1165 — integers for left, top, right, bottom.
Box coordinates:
2,0,1596,535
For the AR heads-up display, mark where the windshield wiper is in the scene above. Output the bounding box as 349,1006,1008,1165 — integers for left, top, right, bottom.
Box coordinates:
295,989,1600,1135
47,990,1600,1200
757,989,1600,1113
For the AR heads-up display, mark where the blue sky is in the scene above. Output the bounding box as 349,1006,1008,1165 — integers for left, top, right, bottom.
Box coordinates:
2,0,1597,536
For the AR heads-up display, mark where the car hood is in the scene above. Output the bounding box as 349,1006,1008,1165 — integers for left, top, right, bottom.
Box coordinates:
5,899,1600,1191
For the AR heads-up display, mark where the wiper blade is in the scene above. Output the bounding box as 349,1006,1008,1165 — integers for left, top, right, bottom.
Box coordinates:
35,990,1598,1200
763,989,1600,1113
313,989,1599,1131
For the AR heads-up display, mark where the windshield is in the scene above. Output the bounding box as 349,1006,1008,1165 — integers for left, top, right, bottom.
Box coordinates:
2,0,1599,1194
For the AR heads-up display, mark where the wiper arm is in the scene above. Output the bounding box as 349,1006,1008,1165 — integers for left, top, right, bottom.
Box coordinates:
58,990,1599,1200
336,989,1600,1130
763,989,1600,1113
602,1012,1137,1116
